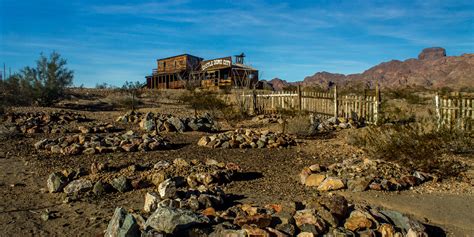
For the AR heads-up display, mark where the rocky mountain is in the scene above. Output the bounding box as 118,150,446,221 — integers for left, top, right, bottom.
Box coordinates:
269,47,474,90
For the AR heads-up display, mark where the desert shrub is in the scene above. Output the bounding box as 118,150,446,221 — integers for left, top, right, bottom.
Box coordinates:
1,52,73,106
120,81,144,111
286,115,316,137
179,91,227,117
386,89,426,105
346,123,472,177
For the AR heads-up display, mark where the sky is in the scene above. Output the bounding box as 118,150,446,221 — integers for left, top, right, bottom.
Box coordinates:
1,0,473,87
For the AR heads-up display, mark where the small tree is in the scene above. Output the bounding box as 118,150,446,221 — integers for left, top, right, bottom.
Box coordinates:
121,81,144,111
2,52,73,106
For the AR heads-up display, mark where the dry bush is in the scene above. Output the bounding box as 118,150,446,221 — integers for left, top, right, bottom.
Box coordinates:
179,91,227,118
103,94,143,110
346,122,472,177
286,115,316,137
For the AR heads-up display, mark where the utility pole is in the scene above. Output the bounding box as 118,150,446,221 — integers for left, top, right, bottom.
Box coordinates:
2,63,5,80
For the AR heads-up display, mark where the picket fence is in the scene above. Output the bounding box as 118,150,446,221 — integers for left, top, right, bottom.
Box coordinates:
240,86,381,124
435,93,474,130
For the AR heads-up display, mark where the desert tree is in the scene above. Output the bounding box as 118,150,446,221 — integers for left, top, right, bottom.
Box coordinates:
121,80,144,111
1,52,73,106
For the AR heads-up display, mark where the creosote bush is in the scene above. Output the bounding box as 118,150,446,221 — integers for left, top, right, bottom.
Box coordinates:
346,122,472,177
179,91,227,117
286,115,316,137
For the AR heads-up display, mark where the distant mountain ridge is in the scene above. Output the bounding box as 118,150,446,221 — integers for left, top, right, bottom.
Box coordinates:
265,47,474,90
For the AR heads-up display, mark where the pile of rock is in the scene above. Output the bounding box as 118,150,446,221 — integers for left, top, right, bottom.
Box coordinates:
46,158,240,198
77,123,121,133
197,129,296,149
34,130,170,155
310,113,365,132
106,193,429,236
300,158,435,192
251,114,284,124
2,111,89,133
116,111,218,132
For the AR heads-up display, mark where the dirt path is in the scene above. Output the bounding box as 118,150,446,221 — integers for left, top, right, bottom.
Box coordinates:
340,191,474,236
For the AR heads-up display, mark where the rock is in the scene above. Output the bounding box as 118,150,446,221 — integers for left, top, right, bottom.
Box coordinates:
297,232,315,237
104,207,140,237
317,177,345,191
380,210,427,235
305,174,326,187
168,117,185,133
319,195,349,220
153,161,170,170
418,47,446,60
83,147,96,155
276,223,296,236
93,181,110,195
293,209,318,227
173,158,189,168
378,223,396,237
344,211,373,231
242,225,270,236
144,192,161,213
234,213,272,228
63,179,93,194
34,139,48,149
197,136,210,147
111,176,132,193
299,167,312,184
145,206,209,234
348,177,371,192
47,172,68,193
158,179,176,199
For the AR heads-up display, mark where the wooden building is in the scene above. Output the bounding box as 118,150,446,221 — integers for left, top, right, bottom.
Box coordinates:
146,54,203,89
146,53,258,90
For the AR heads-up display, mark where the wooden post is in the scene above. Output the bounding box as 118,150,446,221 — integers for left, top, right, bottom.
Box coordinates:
252,89,257,115
374,84,380,125
333,85,338,120
297,85,302,112
435,93,441,129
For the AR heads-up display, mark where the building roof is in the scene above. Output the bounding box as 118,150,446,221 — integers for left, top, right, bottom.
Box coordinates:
233,63,258,71
156,54,203,61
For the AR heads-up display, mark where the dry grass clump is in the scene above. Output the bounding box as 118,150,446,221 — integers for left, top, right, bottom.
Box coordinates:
346,122,473,177
286,115,316,137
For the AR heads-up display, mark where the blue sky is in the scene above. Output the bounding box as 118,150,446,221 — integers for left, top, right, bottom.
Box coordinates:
1,0,473,87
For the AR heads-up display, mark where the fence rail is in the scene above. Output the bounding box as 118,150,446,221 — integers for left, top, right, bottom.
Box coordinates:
240,86,381,124
435,93,474,130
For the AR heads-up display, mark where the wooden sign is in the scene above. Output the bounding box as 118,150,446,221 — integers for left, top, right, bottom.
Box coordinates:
201,57,232,71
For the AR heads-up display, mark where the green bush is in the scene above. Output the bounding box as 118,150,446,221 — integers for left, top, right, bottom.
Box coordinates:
0,52,73,106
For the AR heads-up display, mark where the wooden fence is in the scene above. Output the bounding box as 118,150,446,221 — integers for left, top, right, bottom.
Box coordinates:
435,93,474,130
239,86,381,124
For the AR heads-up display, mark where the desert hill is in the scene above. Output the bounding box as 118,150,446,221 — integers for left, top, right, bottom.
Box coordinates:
266,47,474,90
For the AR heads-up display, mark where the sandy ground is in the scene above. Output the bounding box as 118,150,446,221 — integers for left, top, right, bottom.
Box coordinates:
0,101,473,236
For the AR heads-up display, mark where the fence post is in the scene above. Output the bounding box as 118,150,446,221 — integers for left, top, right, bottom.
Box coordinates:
333,85,338,120
297,85,302,112
252,89,257,115
435,92,441,130
374,84,380,125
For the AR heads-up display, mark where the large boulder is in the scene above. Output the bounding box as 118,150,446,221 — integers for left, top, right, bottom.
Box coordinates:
144,206,209,234
105,207,140,237
418,47,446,60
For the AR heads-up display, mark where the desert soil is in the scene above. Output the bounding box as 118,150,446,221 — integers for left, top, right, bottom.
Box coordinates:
0,103,473,237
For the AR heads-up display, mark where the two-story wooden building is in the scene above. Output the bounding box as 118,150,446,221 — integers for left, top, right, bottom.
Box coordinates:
145,54,203,89
146,53,258,90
